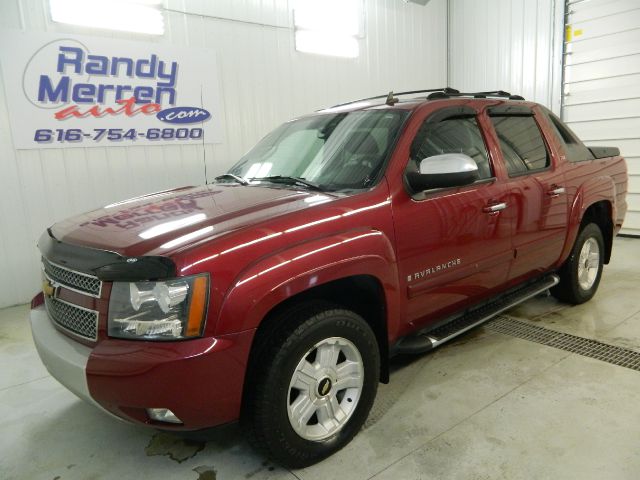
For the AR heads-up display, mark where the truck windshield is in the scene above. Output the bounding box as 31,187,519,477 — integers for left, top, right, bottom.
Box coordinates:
225,110,408,191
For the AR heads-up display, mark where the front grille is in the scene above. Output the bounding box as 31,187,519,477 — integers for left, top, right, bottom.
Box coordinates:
45,296,98,341
42,257,102,297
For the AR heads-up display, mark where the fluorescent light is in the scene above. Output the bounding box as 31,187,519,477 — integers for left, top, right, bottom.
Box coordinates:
160,226,214,249
245,162,273,179
295,30,359,58
294,0,361,36
50,0,165,35
303,194,331,204
104,190,175,209
293,0,362,58
138,214,207,239
220,232,283,255
284,215,341,233
320,101,373,113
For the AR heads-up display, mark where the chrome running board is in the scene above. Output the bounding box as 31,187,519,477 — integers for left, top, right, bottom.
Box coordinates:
394,274,560,355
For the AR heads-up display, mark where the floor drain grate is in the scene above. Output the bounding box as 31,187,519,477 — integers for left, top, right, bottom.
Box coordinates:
487,316,640,371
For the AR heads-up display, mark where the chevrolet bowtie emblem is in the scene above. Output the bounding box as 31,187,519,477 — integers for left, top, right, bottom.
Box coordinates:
42,279,56,298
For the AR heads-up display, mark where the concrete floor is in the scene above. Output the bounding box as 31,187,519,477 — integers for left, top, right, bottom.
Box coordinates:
1,237,640,480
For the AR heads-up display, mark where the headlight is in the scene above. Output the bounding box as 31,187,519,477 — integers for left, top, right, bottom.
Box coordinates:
108,274,209,340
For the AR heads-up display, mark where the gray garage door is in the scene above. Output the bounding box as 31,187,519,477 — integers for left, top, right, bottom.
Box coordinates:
563,0,640,236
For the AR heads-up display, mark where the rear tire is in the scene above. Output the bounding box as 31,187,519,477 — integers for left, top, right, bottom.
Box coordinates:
551,222,604,304
243,302,380,468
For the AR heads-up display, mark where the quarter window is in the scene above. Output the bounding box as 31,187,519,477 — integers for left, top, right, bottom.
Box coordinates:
490,115,550,176
410,116,493,180
545,110,595,162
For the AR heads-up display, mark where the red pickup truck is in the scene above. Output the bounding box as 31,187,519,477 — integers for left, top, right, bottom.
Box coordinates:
30,89,627,467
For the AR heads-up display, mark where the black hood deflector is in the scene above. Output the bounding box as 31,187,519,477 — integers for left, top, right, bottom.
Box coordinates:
39,230,176,281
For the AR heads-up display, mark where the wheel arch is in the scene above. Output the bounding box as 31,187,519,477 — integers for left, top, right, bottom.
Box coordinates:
561,176,616,266
247,274,391,382
239,273,393,429
581,200,614,264
218,230,399,414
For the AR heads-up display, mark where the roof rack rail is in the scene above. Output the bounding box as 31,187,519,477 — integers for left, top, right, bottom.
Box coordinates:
325,88,524,110
329,88,461,109
427,90,525,101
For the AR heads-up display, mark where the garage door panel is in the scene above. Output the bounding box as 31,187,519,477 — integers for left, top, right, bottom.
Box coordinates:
567,38,640,67
565,72,640,95
564,83,640,106
628,192,640,211
625,157,640,175
622,211,640,234
568,0,640,24
564,98,640,122
568,10,640,43
628,174,640,192
567,117,640,141
565,54,640,83
567,27,640,55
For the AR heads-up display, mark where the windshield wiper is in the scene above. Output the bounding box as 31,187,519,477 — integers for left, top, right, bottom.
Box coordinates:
249,176,324,191
214,173,249,185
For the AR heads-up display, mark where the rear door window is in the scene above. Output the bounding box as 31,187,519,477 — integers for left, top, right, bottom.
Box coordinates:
489,115,550,176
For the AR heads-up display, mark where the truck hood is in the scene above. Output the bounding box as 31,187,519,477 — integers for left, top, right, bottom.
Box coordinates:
51,184,339,257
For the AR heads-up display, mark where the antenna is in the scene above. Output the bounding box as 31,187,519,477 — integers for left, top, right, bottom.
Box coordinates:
386,91,399,106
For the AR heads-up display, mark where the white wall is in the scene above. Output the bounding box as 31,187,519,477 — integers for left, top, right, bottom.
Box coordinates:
0,0,448,308
448,0,564,113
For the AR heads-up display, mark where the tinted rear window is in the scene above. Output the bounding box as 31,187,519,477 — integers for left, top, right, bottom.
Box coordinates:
544,110,595,162
490,115,549,176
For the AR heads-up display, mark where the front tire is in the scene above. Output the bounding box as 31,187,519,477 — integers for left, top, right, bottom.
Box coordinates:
244,302,380,468
551,222,604,304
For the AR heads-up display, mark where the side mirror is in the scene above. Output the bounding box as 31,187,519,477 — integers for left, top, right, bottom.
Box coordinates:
406,153,479,193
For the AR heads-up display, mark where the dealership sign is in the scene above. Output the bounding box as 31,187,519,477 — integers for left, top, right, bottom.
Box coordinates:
0,30,223,149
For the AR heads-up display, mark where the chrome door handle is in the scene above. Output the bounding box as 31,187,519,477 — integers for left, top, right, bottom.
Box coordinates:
483,202,507,213
548,187,566,196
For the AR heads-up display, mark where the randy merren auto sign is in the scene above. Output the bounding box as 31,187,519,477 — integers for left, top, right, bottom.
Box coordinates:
0,30,223,149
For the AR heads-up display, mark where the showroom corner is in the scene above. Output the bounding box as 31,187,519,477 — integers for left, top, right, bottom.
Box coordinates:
0,0,566,309
3,0,640,478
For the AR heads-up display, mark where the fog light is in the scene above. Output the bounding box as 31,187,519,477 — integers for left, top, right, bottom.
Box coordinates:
147,408,182,424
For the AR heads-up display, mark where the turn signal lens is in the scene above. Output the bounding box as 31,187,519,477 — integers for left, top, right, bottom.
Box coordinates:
186,276,208,337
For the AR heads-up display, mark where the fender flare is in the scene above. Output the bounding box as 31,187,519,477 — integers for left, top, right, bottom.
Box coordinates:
559,175,616,265
215,229,401,338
